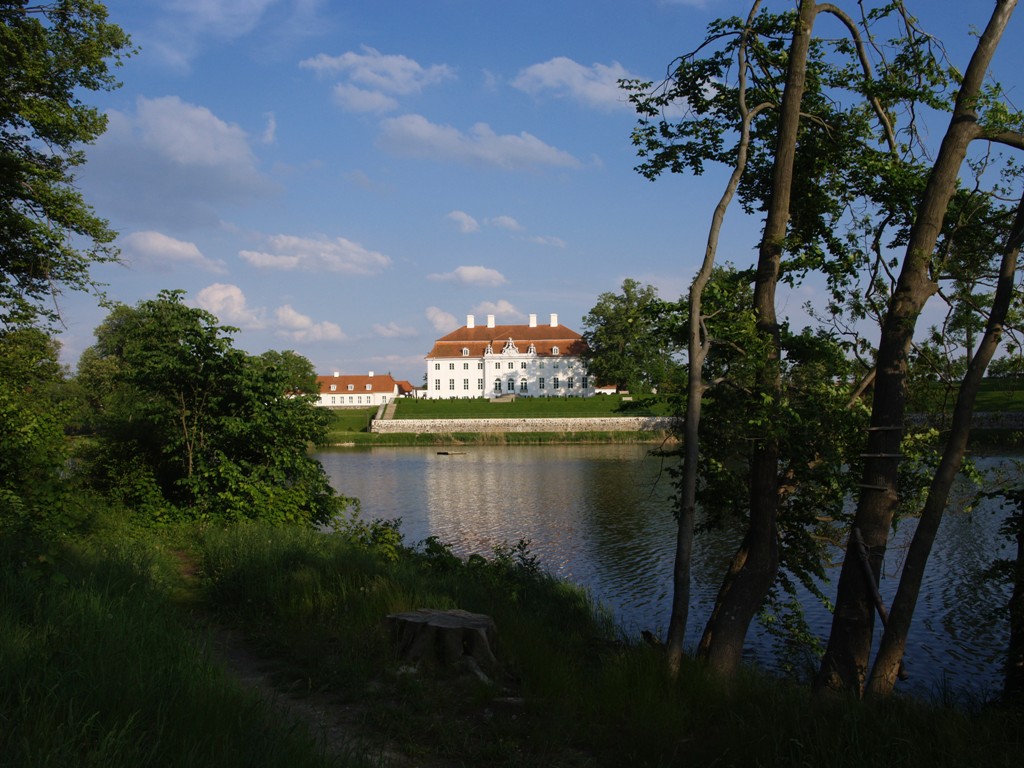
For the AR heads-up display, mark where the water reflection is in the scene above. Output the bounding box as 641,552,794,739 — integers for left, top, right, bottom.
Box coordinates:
315,444,1014,697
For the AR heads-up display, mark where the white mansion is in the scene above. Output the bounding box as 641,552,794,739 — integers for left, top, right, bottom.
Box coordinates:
425,313,593,399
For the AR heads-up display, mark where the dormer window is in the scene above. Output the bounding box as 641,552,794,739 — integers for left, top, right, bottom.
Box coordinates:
484,344,493,355
330,384,337,391
365,384,372,391
462,347,470,356
552,345,560,355
347,384,354,391
527,343,536,354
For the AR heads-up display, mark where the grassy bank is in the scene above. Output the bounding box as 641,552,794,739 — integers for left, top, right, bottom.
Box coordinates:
4,517,1021,767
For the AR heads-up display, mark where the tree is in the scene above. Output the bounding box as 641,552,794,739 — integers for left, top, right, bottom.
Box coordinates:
0,1,131,329
817,1,1024,695
581,279,682,394
624,0,914,678
77,291,350,526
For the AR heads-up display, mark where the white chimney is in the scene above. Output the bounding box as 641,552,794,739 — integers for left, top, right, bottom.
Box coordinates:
467,314,475,328
487,314,495,328
368,371,374,377
333,371,340,377
529,314,537,327
550,313,558,327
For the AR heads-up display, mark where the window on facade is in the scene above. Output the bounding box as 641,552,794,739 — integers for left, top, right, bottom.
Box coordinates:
449,379,455,390
494,378,502,392
508,362,514,369
477,378,484,390
463,362,469,370
582,376,589,389
348,396,354,403
520,362,526,369
477,362,483,369
434,380,440,390
568,377,575,389
507,378,514,391
495,362,501,369
463,379,469,390
449,363,455,370
553,377,560,389
357,396,362,403
539,377,545,389
434,363,440,370
519,378,527,392
330,396,336,404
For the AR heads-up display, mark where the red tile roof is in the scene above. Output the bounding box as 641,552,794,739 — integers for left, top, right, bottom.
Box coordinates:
426,323,587,359
316,373,400,394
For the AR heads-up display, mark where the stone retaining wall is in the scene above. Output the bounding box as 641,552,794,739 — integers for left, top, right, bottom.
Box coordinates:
370,416,675,434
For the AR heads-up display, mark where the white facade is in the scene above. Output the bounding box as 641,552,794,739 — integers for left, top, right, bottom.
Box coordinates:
425,313,592,399
315,371,402,407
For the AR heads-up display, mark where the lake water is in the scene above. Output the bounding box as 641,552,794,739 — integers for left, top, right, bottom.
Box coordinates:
315,443,1017,699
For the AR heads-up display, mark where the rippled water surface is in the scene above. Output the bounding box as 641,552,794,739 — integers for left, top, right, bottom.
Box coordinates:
316,444,1016,698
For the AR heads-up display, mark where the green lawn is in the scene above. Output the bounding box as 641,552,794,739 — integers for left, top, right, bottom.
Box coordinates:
391,394,670,419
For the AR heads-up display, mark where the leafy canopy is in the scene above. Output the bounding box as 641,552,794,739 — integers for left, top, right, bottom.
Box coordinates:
0,0,132,329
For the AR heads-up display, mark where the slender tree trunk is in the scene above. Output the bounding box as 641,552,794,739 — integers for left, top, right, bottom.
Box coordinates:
694,0,816,678
815,0,1017,696
665,2,765,676
867,195,1024,696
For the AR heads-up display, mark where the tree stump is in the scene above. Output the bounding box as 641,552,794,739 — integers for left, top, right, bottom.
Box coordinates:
385,608,498,671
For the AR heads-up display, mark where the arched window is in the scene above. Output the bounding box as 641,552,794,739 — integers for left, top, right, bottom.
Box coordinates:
506,377,514,391
519,378,528,392
462,347,470,356
493,378,502,392
552,345,560,355
527,343,536,354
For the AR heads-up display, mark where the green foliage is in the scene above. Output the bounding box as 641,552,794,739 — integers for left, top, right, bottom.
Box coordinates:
581,278,684,393
76,290,351,526
0,0,133,328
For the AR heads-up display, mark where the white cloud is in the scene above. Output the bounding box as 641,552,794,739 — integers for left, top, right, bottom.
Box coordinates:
121,230,227,273
136,96,258,169
473,300,521,320
428,265,507,287
195,283,266,328
239,233,391,275
377,114,581,170
486,215,522,231
331,83,399,113
447,210,479,233
373,321,418,338
527,234,567,248
425,306,458,333
262,112,277,144
512,57,636,111
275,304,345,342
84,97,273,230
300,46,454,96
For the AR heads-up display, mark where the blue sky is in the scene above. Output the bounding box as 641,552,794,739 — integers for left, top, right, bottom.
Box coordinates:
58,1,1024,383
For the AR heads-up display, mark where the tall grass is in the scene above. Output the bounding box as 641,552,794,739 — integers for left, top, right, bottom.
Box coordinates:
191,522,1024,768
0,524,366,768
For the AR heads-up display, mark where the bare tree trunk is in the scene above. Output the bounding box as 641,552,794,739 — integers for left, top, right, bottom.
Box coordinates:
815,0,1018,696
665,2,765,677
695,0,818,677
867,194,1024,696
